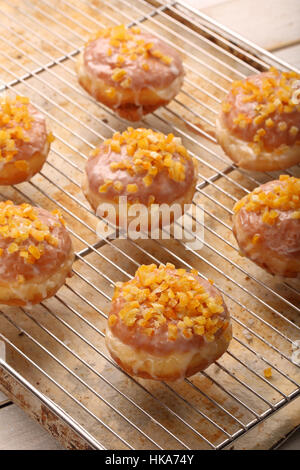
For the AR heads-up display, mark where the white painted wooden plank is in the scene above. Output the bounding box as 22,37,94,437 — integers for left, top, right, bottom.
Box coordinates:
0,391,8,403
274,43,300,69
202,0,300,51
0,405,63,450
180,0,228,8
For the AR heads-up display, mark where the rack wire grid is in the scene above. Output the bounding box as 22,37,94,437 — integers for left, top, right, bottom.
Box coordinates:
0,0,299,451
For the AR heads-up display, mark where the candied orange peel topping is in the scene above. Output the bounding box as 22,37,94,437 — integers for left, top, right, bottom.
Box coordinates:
233,175,300,224
0,95,52,165
227,68,300,152
231,68,299,114
0,201,65,265
0,95,33,164
98,128,192,194
264,367,272,378
87,24,173,85
109,263,227,342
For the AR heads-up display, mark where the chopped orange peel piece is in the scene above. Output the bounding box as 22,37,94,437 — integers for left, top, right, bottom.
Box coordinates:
98,128,192,195
233,175,300,225
264,367,272,378
0,95,34,164
87,24,174,86
225,68,300,152
110,263,226,342
0,201,65,265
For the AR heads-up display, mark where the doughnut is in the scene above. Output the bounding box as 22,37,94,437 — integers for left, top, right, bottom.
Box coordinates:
106,263,232,381
0,201,74,305
82,128,198,230
216,68,300,171
76,24,184,121
0,95,53,185
232,175,300,277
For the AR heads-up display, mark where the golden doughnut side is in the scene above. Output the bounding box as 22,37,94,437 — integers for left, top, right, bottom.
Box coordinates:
106,323,232,381
76,51,183,121
232,210,300,277
0,140,50,185
82,171,197,230
0,247,74,305
216,115,300,171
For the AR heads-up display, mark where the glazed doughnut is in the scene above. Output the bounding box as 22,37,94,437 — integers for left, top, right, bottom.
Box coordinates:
216,68,300,171
0,201,74,305
106,263,232,381
0,95,53,185
82,127,198,229
232,175,300,277
76,24,184,121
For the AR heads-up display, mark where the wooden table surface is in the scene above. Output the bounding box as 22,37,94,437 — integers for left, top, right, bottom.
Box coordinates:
0,0,299,450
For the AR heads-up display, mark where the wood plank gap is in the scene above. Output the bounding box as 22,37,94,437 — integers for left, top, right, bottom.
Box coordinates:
0,400,13,409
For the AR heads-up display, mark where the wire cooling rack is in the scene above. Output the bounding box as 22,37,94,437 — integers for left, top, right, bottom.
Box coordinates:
0,0,299,450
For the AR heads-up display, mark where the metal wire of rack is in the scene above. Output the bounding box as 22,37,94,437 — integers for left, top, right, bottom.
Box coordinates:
0,0,299,450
